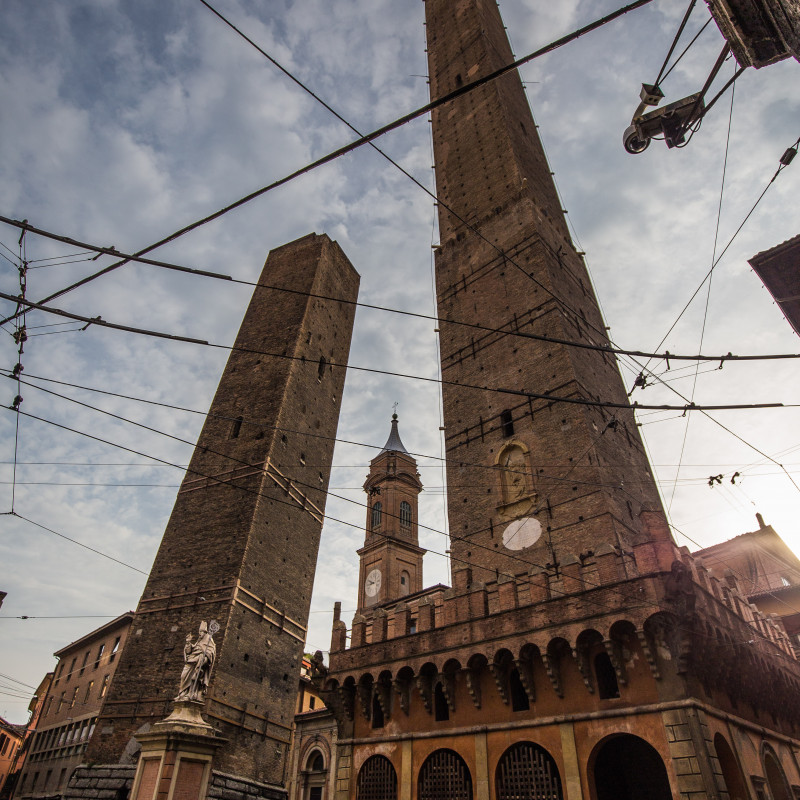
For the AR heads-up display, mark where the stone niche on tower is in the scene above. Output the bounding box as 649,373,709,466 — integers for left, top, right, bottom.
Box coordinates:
357,415,425,613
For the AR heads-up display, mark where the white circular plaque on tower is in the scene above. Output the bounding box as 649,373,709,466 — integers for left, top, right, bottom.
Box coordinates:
502,517,542,550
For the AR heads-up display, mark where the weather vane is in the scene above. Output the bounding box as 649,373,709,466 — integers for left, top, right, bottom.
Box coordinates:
392,401,399,415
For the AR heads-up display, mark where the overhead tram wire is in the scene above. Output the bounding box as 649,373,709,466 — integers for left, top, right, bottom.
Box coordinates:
6,353,795,650
8,354,786,630
195,0,613,357
667,76,736,512
10,369,791,497
2,217,799,368
0,292,790,415
0,511,148,576
0,0,655,330
9,391,794,655
629,133,800,392
1,405,664,621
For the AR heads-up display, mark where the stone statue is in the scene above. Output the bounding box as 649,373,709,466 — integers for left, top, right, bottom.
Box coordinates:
175,620,218,702
500,445,530,505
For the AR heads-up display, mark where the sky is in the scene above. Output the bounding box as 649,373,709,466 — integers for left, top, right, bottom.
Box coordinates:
1,0,799,723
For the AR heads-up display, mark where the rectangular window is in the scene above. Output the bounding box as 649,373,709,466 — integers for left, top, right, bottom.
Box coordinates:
69,687,79,709
57,691,66,713
32,772,40,791
84,681,94,703
66,658,77,682
44,696,54,716
45,769,53,790
109,636,121,662
58,768,68,789
99,675,110,698
500,409,514,437
94,644,105,669
80,651,90,676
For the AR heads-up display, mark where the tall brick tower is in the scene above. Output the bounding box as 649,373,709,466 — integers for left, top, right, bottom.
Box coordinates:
428,0,665,585
86,233,359,787
323,4,800,799
356,415,424,612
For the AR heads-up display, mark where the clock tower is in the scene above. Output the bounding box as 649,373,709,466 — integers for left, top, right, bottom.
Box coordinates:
357,415,424,612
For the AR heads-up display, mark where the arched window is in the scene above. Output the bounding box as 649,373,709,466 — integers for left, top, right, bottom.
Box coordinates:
400,501,412,527
434,682,449,721
763,745,792,800
509,669,529,712
594,652,620,699
371,693,385,729
308,751,325,772
371,502,382,530
496,742,562,800
357,755,397,800
419,749,471,800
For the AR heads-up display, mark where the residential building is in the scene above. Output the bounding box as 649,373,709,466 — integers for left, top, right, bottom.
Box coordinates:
14,613,132,800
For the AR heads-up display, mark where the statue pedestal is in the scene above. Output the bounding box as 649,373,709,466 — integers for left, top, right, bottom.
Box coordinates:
129,701,226,800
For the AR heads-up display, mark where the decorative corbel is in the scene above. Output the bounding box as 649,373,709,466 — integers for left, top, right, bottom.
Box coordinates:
416,673,434,713
337,685,354,721
392,677,411,716
374,681,391,721
356,683,371,720
541,653,563,698
489,662,510,705
572,646,594,694
514,657,536,704
603,639,628,686
465,667,482,709
636,630,660,680
440,671,457,712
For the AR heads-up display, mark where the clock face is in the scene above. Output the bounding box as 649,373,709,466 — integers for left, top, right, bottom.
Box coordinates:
365,568,382,598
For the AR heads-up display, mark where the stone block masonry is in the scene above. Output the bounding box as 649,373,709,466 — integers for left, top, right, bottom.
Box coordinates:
85,233,359,787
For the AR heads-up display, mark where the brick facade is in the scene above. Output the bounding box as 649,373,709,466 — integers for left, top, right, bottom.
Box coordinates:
85,233,359,787
322,2,800,798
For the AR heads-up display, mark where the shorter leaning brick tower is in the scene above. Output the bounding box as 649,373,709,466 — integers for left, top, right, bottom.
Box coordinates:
80,233,359,798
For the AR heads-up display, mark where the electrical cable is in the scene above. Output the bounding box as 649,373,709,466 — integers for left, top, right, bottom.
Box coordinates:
0,293,791,414
0,0,655,330
4,214,800,366
668,78,736,512
659,17,712,85
654,0,697,86
3,406,661,622
1,511,148,576
5,397,794,666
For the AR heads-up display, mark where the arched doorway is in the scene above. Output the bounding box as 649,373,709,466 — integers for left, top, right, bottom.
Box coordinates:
714,734,748,800
418,749,472,800
303,749,327,800
495,741,562,800
764,745,792,800
356,755,397,800
592,734,671,800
